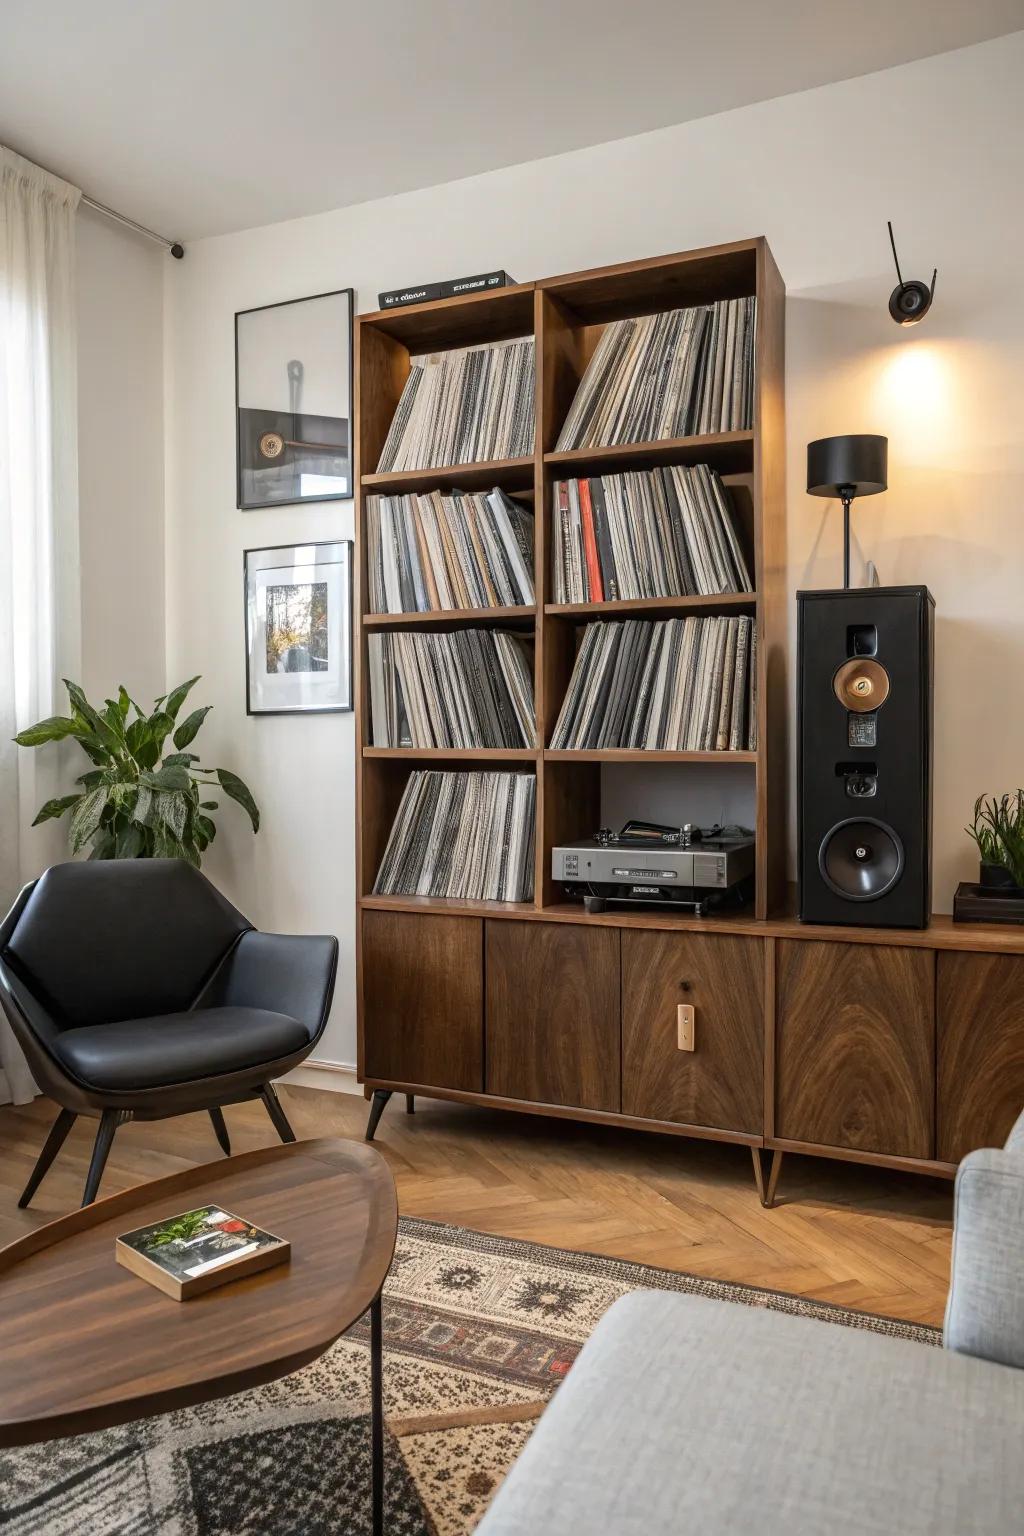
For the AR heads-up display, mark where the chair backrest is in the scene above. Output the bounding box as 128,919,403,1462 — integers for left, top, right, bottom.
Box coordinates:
944,1106,1024,1370
2,860,251,1029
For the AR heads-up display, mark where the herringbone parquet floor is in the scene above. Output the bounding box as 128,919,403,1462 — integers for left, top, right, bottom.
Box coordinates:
0,1085,954,1325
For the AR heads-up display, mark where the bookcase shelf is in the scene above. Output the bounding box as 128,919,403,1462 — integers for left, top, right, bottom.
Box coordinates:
544,749,758,764
361,456,536,495
362,747,539,761
364,605,536,630
545,594,755,619
355,237,786,942
543,430,754,478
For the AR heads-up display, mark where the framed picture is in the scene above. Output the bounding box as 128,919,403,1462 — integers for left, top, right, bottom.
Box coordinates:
244,541,353,715
235,288,354,510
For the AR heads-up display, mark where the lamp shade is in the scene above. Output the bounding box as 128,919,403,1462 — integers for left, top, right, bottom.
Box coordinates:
807,435,888,499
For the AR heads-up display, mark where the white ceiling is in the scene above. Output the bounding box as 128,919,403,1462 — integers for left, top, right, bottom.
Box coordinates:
2,1,1022,241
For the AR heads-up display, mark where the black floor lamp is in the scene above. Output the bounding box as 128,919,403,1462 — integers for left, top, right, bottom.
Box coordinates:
807,435,888,588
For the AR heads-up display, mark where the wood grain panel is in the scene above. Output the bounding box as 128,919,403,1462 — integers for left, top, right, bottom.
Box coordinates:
485,921,619,1111
776,940,934,1158
622,932,763,1132
362,911,482,1091
938,951,1024,1161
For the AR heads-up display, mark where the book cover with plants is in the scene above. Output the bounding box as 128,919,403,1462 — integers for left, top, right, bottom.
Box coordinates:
118,1205,287,1283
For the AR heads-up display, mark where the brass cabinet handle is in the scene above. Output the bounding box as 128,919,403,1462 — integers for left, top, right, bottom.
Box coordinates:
677,1003,696,1052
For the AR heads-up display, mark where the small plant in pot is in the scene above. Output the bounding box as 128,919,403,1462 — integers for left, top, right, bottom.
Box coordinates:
966,792,1024,892
14,676,259,864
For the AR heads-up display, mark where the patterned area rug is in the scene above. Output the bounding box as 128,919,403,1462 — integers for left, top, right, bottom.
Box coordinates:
2,1218,939,1534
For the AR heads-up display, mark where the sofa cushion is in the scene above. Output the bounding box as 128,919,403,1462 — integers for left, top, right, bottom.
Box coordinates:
52,1006,309,1090
476,1290,1024,1536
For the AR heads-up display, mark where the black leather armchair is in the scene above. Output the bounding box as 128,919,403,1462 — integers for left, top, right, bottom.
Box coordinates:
0,860,338,1207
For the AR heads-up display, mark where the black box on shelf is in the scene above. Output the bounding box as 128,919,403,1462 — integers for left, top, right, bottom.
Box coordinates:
378,271,515,310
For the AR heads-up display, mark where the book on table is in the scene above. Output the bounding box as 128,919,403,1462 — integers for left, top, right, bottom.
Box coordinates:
116,1205,290,1301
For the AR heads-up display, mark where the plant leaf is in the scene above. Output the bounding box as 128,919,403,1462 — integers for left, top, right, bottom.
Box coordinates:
14,715,87,747
199,800,219,810
133,785,154,826
64,680,122,754
163,676,201,722
172,706,212,750
155,790,188,840
163,752,200,768
216,769,260,833
114,823,145,858
117,686,132,719
88,829,117,860
31,793,83,826
69,786,109,853
141,764,191,792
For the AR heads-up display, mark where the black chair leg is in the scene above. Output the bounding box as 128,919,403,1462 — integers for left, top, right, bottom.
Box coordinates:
365,1089,392,1142
405,1094,415,1115
259,1083,297,1144
209,1106,231,1156
82,1110,122,1207
18,1107,77,1209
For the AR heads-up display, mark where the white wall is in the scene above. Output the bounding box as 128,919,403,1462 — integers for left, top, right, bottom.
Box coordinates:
77,205,165,702
163,33,1024,1069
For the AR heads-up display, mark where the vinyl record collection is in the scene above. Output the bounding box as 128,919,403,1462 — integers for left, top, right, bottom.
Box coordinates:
373,770,536,901
551,464,752,603
368,628,534,749
550,615,756,751
366,487,534,613
375,337,535,472
554,297,755,450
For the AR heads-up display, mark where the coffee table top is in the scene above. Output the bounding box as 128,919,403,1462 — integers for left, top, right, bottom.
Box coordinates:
0,1136,397,1447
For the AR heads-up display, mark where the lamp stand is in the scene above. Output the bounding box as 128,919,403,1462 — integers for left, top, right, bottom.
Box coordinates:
840,488,854,589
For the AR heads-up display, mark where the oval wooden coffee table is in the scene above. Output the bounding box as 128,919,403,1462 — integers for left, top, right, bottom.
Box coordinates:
0,1137,397,1535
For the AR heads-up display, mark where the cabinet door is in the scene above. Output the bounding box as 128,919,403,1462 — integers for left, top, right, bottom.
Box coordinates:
485,922,620,1112
362,911,482,1091
622,932,763,1133
938,951,1024,1162
776,940,934,1158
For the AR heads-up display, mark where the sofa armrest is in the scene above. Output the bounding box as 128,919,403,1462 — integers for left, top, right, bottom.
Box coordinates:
198,931,339,1046
944,1145,1024,1369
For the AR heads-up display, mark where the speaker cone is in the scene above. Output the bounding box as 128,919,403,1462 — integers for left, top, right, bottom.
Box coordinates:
833,657,890,713
818,817,904,901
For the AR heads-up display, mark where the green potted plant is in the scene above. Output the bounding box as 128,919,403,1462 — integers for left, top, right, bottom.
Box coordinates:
14,676,259,864
966,792,1024,891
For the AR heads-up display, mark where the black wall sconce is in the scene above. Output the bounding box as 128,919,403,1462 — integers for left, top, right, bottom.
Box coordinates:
888,221,936,326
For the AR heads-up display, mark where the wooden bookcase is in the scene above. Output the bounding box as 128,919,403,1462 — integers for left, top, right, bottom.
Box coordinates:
354,237,786,921
353,240,1024,1201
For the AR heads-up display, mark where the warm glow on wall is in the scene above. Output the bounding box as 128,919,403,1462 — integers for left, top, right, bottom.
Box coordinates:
871,340,957,466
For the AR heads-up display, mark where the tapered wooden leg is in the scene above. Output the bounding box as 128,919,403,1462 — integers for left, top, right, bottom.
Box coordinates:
209,1106,231,1155
365,1090,392,1142
752,1148,784,1208
18,1107,77,1208
82,1110,122,1207
259,1083,297,1144
405,1094,415,1114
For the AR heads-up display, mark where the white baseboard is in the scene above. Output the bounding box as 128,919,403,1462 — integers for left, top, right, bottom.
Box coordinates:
282,1058,363,1095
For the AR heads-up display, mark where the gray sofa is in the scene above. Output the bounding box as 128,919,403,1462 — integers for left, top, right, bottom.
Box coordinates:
477,1113,1024,1535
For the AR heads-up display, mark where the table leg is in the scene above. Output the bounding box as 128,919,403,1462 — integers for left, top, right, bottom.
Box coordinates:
371,1289,383,1536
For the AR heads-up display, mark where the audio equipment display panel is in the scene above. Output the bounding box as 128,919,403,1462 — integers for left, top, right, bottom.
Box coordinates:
798,585,934,928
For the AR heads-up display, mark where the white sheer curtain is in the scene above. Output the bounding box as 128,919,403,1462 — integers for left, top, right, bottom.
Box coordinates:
0,147,82,1103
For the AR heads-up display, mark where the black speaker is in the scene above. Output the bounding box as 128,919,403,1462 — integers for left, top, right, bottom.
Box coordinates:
798,585,934,928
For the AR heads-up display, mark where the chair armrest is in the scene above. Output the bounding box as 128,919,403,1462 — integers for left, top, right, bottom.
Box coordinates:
198,931,338,1046
944,1145,1024,1369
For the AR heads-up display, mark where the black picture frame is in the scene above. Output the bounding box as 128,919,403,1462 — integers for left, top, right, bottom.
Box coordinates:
235,288,354,511
244,540,353,715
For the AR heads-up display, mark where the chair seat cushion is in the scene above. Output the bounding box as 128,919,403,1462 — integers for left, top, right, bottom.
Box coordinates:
52,1007,311,1091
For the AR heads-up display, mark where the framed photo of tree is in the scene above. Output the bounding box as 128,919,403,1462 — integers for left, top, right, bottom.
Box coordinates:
244,541,352,715
235,289,354,510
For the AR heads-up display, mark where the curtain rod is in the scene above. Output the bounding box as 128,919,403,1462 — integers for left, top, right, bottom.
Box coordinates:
2,142,185,257
80,193,185,259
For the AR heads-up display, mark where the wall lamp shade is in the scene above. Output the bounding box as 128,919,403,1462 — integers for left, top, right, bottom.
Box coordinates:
807,435,888,588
